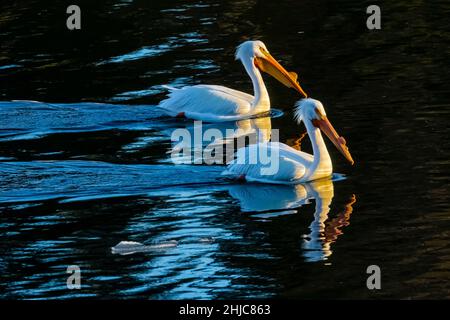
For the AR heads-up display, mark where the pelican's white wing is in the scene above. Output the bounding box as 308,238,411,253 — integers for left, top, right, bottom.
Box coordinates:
223,142,314,184
157,85,254,122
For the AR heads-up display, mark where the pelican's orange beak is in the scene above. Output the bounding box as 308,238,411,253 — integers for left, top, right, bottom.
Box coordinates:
312,114,354,165
254,51,308,98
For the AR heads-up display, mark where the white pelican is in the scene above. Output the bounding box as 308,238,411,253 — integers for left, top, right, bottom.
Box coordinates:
223,98,354,184
157,40,308,122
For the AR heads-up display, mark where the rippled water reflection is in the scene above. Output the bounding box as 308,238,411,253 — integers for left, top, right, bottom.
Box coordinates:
1,0,449,299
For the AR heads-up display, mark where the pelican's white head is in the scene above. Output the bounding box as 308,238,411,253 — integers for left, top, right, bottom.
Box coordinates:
235,40,308,97
235,40,269,61
294,98,354,165
294,98,327,124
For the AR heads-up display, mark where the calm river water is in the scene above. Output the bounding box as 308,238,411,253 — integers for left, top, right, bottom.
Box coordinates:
0,0,449,299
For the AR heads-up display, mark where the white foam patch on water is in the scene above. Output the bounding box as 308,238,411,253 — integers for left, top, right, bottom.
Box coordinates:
111,240,178,255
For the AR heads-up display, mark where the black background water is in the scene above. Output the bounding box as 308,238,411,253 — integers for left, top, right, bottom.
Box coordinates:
0,0,449,299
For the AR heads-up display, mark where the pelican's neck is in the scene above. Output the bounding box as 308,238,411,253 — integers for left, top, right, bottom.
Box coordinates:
241,57,270,114
304,119,333,178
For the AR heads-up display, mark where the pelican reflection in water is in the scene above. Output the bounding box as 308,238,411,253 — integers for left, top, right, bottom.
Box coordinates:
227,178,356,262
168,116,272,164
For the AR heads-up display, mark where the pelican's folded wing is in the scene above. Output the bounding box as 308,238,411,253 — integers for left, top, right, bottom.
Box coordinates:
157,85,253,120
223,143,307,184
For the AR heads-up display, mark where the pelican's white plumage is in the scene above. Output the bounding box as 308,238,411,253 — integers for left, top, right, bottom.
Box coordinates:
158,85,255,122
223,99,354,184
224,142,309,183
157,40,307,122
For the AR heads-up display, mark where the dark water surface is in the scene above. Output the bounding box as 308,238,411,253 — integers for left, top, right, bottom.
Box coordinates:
1,0,450,299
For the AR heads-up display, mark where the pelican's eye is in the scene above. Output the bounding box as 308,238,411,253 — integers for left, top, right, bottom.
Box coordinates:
315,107,326,120
259,47,269,56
